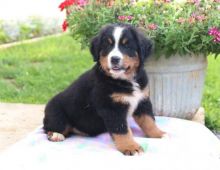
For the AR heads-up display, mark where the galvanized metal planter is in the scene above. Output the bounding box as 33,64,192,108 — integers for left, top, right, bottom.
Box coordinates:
145,54,207,119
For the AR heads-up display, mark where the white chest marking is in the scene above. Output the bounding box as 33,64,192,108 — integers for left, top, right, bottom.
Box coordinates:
124,82,145,116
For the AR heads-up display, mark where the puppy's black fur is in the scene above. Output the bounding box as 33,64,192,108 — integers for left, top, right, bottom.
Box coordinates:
43,23,153,137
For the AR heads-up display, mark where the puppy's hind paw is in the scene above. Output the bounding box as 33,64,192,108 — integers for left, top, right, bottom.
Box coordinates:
47,132,65,142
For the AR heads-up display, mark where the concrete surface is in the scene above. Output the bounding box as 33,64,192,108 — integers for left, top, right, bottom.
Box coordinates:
0,103,44,152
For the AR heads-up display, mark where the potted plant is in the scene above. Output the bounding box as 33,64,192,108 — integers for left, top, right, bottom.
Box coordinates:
59,0,220,119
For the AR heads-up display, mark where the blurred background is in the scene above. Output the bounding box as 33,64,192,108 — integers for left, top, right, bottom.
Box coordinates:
0,0,65,44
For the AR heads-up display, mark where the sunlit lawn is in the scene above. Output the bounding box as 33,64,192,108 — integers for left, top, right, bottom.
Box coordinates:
0,35,93,103
203,55,220,132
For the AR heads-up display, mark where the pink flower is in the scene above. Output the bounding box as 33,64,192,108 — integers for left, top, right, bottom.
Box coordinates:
118,15,134,21
191,13,196,18
177,17,185,24
127,16,134,21
118,16,126,21
76,0,87,6
214,36,220,43
188,16,196,24
195,15,206,22
214,0,220,2
148,23,158,30
194,0,200,5
155,0,171,4
189,13,206,22
208,27,220,43
164,0,171,2
208,27,219,36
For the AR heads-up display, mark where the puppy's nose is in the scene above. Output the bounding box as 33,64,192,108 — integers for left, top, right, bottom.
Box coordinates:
111,56,120,65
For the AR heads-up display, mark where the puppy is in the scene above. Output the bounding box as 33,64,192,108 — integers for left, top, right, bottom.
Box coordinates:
43,23,165,155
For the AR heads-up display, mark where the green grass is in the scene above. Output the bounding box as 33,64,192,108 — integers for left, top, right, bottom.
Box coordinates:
203,56,220,132
0,34,93,103
0,34,219,131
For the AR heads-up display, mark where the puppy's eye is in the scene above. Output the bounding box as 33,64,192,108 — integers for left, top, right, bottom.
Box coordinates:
121,38,131,49
107,38,113,45
122,38,128,45
121,40,130,49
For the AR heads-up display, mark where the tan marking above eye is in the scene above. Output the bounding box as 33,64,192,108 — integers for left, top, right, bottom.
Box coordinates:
122,38,128,45
107,38,113,44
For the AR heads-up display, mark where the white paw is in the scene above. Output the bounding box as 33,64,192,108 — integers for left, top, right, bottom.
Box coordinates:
47,132,65,142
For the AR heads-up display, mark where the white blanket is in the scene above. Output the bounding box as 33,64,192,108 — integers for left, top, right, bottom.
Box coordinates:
1,117,220,170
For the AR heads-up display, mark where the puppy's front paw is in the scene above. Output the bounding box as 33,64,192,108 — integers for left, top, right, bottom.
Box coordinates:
112,130,144,156
120,142,144,156
47,132,65,142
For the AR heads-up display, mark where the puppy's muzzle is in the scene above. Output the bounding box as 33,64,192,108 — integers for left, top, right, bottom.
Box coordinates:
111,56,120,65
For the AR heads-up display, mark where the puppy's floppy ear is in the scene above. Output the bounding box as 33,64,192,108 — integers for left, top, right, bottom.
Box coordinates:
137,31,153,62
90,35,101,62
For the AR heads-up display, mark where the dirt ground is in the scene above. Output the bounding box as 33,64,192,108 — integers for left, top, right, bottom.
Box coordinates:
0,103,45,152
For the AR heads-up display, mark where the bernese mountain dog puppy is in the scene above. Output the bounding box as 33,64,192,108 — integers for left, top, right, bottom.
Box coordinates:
43,23,165,155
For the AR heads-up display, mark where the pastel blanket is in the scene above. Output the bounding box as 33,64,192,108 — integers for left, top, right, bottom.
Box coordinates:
1,117,220,170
